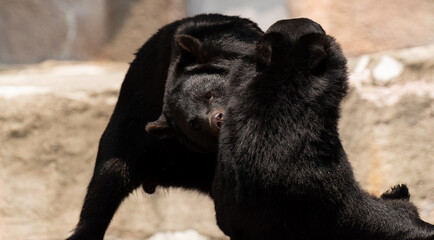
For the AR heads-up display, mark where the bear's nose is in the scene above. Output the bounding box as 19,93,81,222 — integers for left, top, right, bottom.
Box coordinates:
214,112,223,129
209,111,224,135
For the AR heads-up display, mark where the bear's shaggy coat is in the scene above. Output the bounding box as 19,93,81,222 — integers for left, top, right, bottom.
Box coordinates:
213,18,434,240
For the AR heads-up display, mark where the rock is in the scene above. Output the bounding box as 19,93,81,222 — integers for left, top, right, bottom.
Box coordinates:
341,44,434,222
352,55,372,86
99,0,186,62
372,55,403,85
349,43,434,87
2,0,433,63
0,61,227,240
0,0,185,64
288,0,434,56
0,42,433,239
0,0,107,64
148,230,210,240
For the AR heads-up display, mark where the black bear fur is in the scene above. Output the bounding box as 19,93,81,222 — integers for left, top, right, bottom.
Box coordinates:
67,14,262,240
212,18,434,240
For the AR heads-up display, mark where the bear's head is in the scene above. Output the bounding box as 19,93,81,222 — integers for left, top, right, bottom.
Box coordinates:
253,18,349,115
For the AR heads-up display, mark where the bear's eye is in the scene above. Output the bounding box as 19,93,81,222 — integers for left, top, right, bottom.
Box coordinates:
189,119,201,130
203,91,215,102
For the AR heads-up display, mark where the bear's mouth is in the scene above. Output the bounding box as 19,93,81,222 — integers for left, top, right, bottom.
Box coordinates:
166,114,219,153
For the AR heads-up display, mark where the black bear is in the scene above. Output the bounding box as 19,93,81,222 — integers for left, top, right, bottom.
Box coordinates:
212,18,434,240
67,14,262,240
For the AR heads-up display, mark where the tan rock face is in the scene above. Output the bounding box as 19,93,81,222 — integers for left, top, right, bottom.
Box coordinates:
0,44,433,239
0,0,185,64
340,44,434,222
0,0,107,64
0,61,226,239
2,0,432,63
288,0,434,56
99,0,186,62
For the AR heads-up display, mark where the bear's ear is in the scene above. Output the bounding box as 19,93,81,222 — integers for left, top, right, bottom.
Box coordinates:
145,114,175,139
256,32,285,69
300,34,328,75
175,34,208,62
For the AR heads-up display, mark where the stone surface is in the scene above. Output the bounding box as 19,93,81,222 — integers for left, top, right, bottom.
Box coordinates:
0,44,433,239
340,44,434,222
0,0,186,64
99,0,186,62
148,230,209,240
0,61,227,240
288,0,434,56
372,56,404,85
0,0,107,64
3,1,433,63
186,0,289,31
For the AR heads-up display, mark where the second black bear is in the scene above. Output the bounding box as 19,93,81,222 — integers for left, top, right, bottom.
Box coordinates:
212,18,434,240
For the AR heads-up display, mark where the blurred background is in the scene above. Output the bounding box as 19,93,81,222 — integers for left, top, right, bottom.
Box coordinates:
0,0,433,239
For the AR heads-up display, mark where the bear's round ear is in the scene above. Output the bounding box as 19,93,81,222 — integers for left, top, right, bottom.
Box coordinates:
175,34,208,62
307,44,327,75
299,34,328,75
256,32,285,69
145,114,175,139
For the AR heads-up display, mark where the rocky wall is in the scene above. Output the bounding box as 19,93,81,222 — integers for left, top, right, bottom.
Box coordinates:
288,0,434,56
0,44,433,239
0,0,186,64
